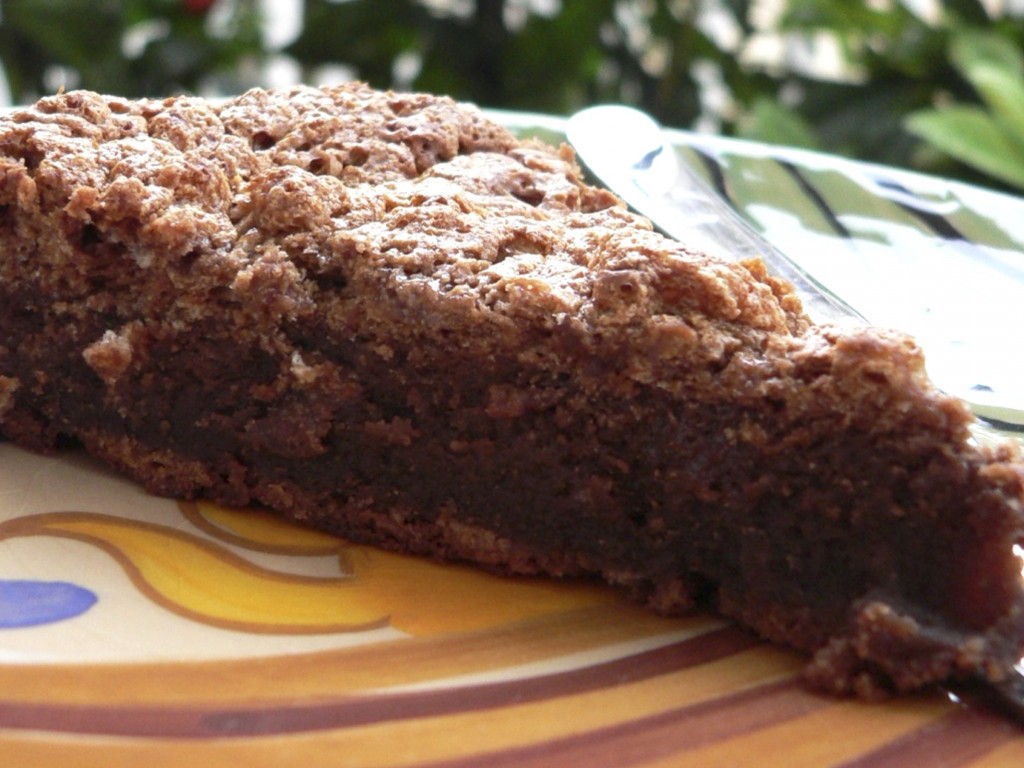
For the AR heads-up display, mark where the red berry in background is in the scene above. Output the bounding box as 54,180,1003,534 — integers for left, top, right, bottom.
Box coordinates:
182,0,217,14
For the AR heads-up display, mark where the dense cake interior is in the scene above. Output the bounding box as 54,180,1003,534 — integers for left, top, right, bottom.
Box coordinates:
1,85,1022,699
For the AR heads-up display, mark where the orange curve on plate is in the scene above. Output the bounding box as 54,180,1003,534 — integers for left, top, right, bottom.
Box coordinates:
179,500,347,555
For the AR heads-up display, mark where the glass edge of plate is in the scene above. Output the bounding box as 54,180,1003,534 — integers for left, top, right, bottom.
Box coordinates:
660,124,1024,211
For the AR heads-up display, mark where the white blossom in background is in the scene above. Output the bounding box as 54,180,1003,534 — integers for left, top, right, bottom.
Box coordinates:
259,0,304,49
504,0,562,32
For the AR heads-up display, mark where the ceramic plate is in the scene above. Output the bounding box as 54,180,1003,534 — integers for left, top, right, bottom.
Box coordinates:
2,112,1023,766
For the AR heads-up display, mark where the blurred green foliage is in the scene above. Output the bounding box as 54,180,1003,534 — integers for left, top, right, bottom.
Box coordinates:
1,0,1022,192
0,0,263,99
905,28,1024,189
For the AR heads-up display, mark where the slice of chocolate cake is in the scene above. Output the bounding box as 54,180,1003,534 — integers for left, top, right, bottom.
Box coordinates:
0,84,1022,701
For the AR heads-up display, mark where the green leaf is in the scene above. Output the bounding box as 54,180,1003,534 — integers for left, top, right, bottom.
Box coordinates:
964,63,1024,145
949,29,1024,79
905,106,1024,190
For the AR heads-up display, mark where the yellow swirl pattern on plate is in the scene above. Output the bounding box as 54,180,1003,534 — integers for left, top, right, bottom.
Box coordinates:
0,505,615,636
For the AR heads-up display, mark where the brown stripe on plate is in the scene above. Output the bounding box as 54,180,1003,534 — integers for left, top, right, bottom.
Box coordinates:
835,705,1022,768
0,625,761,738
415,678,823,768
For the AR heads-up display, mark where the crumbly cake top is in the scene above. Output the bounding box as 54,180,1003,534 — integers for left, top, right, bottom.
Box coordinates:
0,83,978,444
0,83,802,348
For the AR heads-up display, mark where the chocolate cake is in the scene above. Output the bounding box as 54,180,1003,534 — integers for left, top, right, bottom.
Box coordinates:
1,84,1022,701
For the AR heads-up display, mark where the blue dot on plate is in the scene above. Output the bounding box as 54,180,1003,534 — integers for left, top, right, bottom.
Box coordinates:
0,579,98,628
